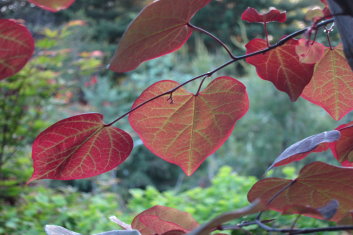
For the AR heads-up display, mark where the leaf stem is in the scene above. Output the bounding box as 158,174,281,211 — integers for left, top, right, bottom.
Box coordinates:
106,18,334,127
187,23,237,59
264,22,270,47
195,75,209,96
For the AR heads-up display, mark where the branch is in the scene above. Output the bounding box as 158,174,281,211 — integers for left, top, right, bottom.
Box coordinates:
106,18,334,127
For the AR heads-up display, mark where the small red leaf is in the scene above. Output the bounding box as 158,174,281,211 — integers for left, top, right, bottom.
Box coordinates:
0,19,34,80
330,121,353,166
268,130,340,169
28,0,75,12
296,39,326,64
129,77,249,176
131,205,199,235
109,0,211,73
248,162,353,221
245,38,314,101
28,113,133,182
241,7,286,23
302,46,353,120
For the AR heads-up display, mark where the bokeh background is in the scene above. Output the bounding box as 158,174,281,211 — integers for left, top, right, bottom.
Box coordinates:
0,0,347,234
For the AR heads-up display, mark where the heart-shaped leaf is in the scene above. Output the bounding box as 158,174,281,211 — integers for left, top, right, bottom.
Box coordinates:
28,0,75,12
330,121,353,166
129,76,249,175
109,0,211,73
131,205,199,235
245,38,314,101
302,46,353,120
248,162,353,221
0,19,34,80
28,113,133,182
268,130,340,170
241,7,286,23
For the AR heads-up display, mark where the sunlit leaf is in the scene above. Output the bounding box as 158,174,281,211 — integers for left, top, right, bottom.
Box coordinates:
0,19,34,80
28,113,133,182
28,0,75,12
268,130,340,170
248,162,353,221
302,46,353,120
241,7,286,23
245,38,314,101
129,77,249,176
109,0,211,73
131,205,199,235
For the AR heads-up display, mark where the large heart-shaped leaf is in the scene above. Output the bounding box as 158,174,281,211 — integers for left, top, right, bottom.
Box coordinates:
248,162,353,221
28,0,75,12
28,113,133,182
268,130,340,170
302,46,353,120
0,19,34,80
245,38,314,101
131,205,199,235
129,76,249,176
109,0,211,73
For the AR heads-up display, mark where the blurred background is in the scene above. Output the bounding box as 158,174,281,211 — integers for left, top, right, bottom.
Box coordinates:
0,0,347,234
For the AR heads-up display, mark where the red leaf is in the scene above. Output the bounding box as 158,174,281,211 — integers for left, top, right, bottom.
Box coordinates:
245,38,314,101
129,76,249,176
131,205,199,235
0,19,34,80
109,0,211,73
330,121,353,166
295,39,326,64
28,0,75,12
241,7,286,23
248,162,353,221
268,130,340,169
28,113,133,182
302,46,353,120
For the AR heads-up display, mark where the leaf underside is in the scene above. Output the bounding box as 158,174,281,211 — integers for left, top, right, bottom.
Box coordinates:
302,46,353,120
129,76,249,176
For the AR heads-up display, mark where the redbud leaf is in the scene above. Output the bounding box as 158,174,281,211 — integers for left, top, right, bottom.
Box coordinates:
109,0,211,73
131,205,199,235
248,162,353,221
241,7,286,23
0,19,34,80
28,113,133,182
28,0,75,12
268,130,340,170
296,39,326,64
129,76,249,176
302,46,353,120
330,121,353,166
245,38,314,101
